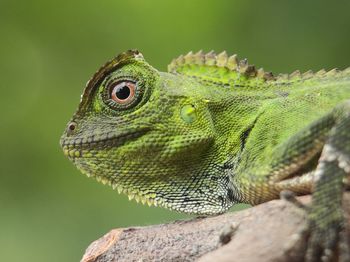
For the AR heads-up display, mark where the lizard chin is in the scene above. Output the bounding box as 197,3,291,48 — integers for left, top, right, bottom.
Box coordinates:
61,135,235,215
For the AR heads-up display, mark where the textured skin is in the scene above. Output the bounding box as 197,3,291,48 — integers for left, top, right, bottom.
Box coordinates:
60,50,350,260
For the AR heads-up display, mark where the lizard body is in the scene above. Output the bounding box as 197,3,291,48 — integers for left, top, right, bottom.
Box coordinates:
61,50,350,260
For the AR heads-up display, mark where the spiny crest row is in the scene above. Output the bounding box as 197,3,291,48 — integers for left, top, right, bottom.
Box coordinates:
275,68,345,81
92,174,162,207
168,50,348,81
168,50,275,81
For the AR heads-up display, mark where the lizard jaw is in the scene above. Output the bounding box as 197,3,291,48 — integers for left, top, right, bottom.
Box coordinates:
60,128,150,159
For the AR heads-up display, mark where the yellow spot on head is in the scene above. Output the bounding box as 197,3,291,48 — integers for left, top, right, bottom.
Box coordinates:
180,104,197,123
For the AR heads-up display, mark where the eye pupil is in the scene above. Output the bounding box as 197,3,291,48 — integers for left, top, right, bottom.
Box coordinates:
115,85,130,100
110,81,136,105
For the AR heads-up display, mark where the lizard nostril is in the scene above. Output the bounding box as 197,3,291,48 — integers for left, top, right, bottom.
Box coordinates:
67,122,77,134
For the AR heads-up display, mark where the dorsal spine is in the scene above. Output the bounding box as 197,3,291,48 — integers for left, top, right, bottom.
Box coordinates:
168,50,275,81
168,50,349,83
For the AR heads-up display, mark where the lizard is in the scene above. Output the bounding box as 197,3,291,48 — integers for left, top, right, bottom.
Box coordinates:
60,49,350,261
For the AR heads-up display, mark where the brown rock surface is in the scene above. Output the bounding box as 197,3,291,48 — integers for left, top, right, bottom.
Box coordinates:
81,194,350,262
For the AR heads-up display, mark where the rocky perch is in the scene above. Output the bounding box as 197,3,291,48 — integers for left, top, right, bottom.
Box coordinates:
81,193,350,262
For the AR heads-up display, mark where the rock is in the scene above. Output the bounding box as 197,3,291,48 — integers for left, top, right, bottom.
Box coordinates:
81,194,350,262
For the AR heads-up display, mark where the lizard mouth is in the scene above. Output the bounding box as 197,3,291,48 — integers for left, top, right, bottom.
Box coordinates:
60,128,150,158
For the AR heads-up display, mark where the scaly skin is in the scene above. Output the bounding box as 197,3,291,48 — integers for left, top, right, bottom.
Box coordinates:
60,50,350,261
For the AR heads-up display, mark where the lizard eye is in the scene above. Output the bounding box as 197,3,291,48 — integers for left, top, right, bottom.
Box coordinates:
110,81,136,104
102,77,145,110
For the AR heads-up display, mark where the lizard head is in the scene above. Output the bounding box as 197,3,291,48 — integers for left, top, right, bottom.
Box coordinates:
60,50,235,215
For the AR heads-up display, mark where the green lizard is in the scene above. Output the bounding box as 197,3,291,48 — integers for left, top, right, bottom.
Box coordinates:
60,50,350,261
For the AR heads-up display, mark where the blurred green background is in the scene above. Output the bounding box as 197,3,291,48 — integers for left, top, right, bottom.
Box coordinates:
1,0,350,261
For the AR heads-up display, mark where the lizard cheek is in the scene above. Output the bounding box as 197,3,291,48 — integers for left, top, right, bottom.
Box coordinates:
180,104,197,124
